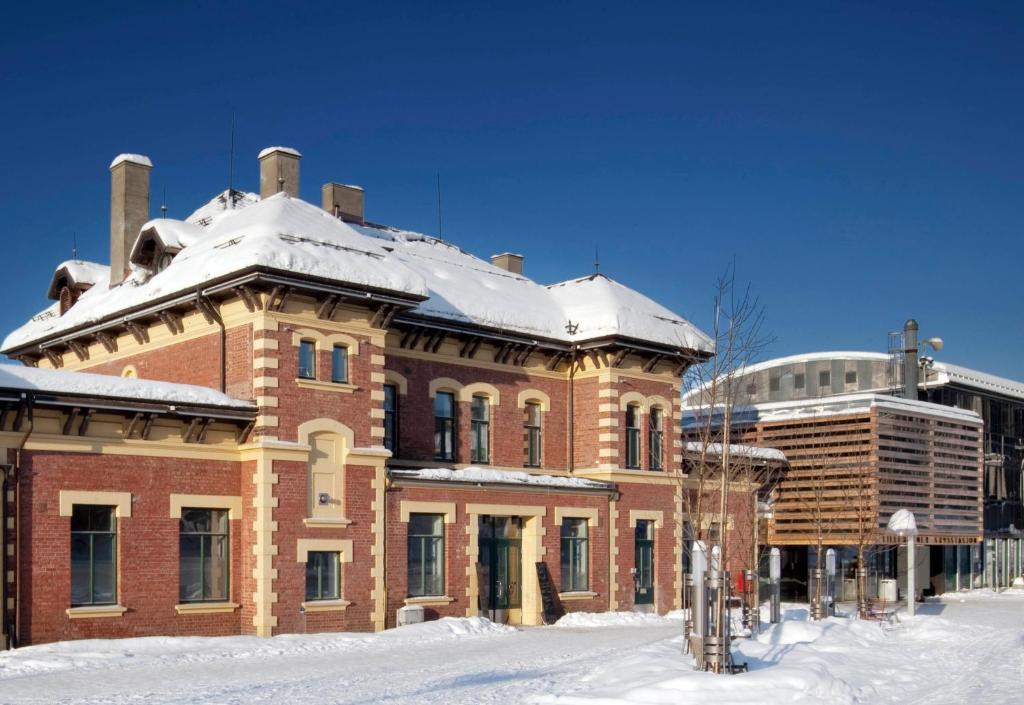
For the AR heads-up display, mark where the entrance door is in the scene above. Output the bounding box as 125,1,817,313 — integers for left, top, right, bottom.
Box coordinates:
634,520,654,605
479,516,522,621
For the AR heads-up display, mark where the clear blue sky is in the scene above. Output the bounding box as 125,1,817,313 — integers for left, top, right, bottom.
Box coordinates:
1,1,1021,377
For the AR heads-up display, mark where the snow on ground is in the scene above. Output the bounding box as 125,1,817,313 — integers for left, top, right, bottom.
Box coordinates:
1,593,1022,705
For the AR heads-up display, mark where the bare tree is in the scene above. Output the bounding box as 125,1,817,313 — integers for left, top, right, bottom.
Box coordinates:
680,264,772,672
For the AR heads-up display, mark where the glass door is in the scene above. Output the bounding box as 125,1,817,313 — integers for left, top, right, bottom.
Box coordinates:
634,520,654,605
479,517,523,616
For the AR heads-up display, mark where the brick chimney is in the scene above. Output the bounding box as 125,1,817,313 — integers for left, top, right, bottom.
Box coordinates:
322,183,365,224
491,252,524,274
258,147,301,198
109,154,152,286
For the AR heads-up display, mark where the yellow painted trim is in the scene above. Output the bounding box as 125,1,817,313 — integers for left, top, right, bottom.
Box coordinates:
647,395,674,419
6,432,242,462
295,378,358,394
619,392,647,412
465,503,546,517
120,365,138,379
174,602,240,615
298,418,355,447
458,382,501,405
629,509,664,529
403,595,456,606
249,437,281,636
386,346,565,380
66,605,127,619
302,517,353,529
295,538,354,563
169,494,242,520
59,490,132,518
609,497,619,611
400,501,457,523
383,369,408,394
516,389,551,412
370,465,387,631
302,599,350,613
428,377,464,398
290,328,361,356
554,506,599,527
558,591,598,601
269,311,382,346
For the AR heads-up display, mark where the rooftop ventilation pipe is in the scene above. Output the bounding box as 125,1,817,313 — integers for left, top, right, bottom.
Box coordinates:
903,319,919,400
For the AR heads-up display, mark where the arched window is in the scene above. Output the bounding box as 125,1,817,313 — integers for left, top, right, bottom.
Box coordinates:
625,404,641,469
434,392,457,461
331,345,349,384
470,395,490,464
523,401,542,467
298,340,316,379
648,407,664,471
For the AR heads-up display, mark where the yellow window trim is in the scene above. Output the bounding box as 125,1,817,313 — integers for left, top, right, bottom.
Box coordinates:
59,490,132,518
296,538,354,563
169,494,242,520
383,370,409,395
558,591,598,601
66,605,128,619
517,389,551,412
296,378,358,394
629,509,664,528
289,328,360,356
619,392,647,412
403,595,455,606
553,506,600,527
302,599,350,613
458,383,501,405
400,501,457,524
174,602,239,615
428,377,463,398
465,503,546,517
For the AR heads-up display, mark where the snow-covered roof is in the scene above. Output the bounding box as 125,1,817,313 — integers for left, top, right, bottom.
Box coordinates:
683,441,787,463
132,219,206,257
0,364,254,409
389,466,614,491
4,192,712,356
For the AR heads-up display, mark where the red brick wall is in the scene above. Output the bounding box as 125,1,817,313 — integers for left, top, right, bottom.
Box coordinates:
17,451,243,645
272,459,377,634
385,357,568,469
78,324,254,400
613,482,680,612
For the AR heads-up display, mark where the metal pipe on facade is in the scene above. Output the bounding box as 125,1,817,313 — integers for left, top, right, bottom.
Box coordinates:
10,393,35,649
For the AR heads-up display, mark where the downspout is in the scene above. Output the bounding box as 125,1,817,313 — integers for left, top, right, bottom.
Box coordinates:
10,393,35,648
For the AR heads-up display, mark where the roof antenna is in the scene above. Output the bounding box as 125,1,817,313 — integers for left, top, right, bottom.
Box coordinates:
160,186,168,217
436,173,443,238
594,246,600,274
227,112,236,207
72,231,78,259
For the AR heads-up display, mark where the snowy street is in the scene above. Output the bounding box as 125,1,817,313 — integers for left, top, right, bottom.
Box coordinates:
1,592,1022,705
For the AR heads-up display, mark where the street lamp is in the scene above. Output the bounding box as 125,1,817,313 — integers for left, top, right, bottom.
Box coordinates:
887,509,919,617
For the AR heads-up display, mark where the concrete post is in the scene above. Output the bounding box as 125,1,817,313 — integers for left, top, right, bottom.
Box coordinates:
907,536,916,617
769,547,781,624
109,154,152,287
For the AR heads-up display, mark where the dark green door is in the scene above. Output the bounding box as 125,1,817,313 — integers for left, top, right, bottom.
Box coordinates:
479,517,522,613
634,520,654,605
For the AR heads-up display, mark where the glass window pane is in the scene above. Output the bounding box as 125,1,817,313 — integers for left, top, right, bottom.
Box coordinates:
70,534,92,605
408,539,425,596
434,392,454,417
332,346,348,383
70,505,91,532
92,534,116,604
179,535,203,601
299,340,316,379
206,535,229,601
210,509,229,534
181,508,210,534
471,396,488,421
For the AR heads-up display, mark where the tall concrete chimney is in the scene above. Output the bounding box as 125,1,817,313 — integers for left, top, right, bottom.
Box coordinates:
903,319,919,400
259,147,301,198
491,252,524,274
109,154,152,286
322,183,364,224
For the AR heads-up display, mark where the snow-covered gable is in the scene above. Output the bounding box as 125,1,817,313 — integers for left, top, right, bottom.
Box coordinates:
683,441,787,463
0,364,253,409
186,190,260,228
548,274,714,352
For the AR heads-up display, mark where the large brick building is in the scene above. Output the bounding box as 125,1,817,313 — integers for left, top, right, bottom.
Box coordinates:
0,147,739,647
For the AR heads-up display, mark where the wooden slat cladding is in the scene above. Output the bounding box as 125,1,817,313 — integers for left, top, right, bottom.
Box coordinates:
735,405,983,546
